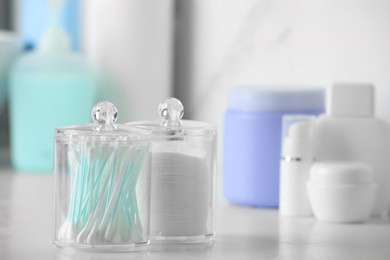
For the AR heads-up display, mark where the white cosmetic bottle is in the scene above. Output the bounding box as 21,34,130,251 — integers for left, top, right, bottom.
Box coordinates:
311,83,389,216
279,115,315,217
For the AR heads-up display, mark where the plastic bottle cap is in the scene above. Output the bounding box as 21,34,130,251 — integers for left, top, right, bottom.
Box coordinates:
38,27,70,53
281,115,315,159
37,0,70,53
227,86,325,112
328,83,374,117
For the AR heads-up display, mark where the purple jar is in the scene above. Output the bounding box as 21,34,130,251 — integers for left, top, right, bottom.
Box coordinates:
223,86,325,207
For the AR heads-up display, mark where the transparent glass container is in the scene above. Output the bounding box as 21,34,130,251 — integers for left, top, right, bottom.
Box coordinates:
54,102,151,252
127,98,217,244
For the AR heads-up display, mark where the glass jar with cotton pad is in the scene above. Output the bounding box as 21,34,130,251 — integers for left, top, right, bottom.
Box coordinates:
54,101,152,252
307,162,377,223
127,98,217,244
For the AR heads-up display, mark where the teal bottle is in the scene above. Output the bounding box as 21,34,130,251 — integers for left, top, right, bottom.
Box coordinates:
10,0,96,173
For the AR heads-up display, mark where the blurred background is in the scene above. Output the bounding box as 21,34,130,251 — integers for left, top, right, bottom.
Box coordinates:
1,0,390,171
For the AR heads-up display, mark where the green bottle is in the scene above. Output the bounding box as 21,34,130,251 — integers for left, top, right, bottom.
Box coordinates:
10,0,96,173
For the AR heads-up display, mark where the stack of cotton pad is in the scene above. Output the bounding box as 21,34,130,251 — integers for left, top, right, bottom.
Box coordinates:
151,146,210,237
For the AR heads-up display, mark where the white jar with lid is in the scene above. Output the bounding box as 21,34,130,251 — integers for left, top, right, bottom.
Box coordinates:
307,162,377,223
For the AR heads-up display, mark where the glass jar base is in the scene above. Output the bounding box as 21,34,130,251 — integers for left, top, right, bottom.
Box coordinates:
150,233,215,244
54,240,149,253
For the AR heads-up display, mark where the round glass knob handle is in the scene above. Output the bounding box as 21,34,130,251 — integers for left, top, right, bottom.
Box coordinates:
158,98,184,127
91,101,118,131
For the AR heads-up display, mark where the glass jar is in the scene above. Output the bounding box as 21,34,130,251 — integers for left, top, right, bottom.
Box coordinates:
54,102,151,252
127,98,217,244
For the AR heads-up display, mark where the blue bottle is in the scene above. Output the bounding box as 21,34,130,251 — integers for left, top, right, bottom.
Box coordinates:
9,0,96,173
223,86,325,207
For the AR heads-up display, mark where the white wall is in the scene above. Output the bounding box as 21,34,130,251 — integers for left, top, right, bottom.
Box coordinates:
176,0,390,125
82,0,173,122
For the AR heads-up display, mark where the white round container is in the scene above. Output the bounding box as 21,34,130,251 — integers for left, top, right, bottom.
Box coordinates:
307,162,377,223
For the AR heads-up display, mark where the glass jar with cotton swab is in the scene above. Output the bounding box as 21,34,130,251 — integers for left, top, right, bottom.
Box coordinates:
54,101,152,252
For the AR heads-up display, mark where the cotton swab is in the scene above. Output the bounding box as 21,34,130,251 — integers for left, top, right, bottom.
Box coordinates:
58,143,148,245
56,101,151,250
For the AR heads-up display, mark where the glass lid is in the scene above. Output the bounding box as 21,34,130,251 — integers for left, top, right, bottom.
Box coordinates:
56,101,151,141
126,98,216,137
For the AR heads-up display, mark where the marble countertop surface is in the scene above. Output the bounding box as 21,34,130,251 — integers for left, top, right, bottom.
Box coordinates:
0,169,389,260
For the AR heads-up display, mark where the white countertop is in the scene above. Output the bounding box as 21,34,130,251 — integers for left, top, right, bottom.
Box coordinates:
0,169,389,260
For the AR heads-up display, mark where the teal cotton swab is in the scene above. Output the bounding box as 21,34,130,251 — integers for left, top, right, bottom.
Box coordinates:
56,101,151,249
76,149,117,244
58,143,148,245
